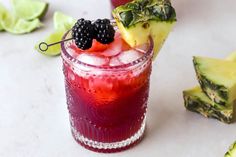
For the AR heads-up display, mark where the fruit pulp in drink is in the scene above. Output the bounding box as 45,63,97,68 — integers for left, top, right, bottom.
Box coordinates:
61,31,153,152
111,0,132,9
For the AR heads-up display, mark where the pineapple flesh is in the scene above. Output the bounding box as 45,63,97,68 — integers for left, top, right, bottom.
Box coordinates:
226,51,236,61
193,56,236,106
112,0,176,58
183,87,233,124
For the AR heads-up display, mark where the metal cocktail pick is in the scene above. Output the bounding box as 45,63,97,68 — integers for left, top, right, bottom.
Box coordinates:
38,19,116,52
38,37,73,52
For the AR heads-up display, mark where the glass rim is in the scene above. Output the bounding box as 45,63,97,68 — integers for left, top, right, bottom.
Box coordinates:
61,30,154,70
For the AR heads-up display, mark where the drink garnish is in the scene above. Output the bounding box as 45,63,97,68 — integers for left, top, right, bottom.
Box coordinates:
35,12,76,56
112,0,176,59
93,19,115,44
38,18,116,52
72,19,95,50
38,36,73,52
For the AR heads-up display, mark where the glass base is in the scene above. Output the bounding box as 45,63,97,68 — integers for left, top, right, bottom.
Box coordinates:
71,117,146,153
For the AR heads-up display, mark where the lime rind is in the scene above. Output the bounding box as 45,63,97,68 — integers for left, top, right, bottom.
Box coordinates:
0,1,43,34
53,11,76,31
11,0,49,20
35,30,65,56
0,24,3,31
0,3,8,31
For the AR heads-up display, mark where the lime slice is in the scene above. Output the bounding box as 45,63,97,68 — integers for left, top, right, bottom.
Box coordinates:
0,3,8,31
1,10,42,34
11,0,48,20
53,12,76,31
35,30,65,56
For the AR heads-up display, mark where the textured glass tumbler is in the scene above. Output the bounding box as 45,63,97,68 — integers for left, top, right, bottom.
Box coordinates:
61,31,153,152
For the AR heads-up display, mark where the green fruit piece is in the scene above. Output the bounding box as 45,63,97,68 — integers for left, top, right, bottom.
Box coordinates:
0,3,8,31
225,141,236,157
1,10,42,34
112,0,176,59
35,12,76,56
183,87,233,124
53,11,76,31
193,56,236,106
35,30,64,56
11,0,48,20
226,51,236,62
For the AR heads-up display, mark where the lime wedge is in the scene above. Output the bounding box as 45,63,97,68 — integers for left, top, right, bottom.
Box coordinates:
1,10,42,34
0,3,8,31
35,30,65,56
11,0,48,20
35,12,76,56
53,12,76,31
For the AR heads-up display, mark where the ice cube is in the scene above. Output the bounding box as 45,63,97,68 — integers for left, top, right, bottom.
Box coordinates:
68,44,81,58
68,47,78,58
68,71,75,81
101,37,122,57
109,57,122,66
118,50,143,64
77,53,107,66
134,43,149,53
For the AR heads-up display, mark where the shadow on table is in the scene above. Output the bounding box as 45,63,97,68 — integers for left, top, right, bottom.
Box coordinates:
144,97,176,139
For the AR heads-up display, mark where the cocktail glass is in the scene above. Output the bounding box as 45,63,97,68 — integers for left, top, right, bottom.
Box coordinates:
61,30,153,152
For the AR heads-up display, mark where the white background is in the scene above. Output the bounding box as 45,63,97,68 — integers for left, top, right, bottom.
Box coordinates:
1,0,236,157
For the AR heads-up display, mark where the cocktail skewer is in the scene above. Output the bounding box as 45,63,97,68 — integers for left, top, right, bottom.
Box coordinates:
38,20,116,52
39,37,73,52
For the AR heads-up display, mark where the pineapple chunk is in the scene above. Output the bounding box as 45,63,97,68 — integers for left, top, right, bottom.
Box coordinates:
183,52,236,123
226,51,236,61
225,141,236,157
183,87,233,124
112,0,176,58
193,56,236,106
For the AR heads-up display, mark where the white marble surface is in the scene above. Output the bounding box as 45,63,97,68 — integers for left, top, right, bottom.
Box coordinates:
1,0,236,157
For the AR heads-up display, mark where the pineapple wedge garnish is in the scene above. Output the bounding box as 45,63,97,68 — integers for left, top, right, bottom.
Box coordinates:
112,0,176,58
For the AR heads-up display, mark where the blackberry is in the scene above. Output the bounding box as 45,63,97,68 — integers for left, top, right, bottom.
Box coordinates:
72,18,95,50
93,19,115,44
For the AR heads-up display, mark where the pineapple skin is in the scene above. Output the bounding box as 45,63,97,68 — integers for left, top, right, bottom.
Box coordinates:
193,56,236,106
225,141,236,157
112,0,176,58
183,52,236,124
183,87,233,124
